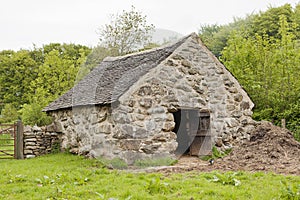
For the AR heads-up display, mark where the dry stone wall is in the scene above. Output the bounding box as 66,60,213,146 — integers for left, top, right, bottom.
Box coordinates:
23,125,61,158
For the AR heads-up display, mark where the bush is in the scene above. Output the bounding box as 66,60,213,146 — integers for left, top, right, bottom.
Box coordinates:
19,103,52,126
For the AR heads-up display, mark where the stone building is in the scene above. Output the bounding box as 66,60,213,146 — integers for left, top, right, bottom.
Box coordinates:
44,33,255,164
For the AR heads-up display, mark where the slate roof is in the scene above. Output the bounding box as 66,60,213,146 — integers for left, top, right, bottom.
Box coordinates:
43,34,190,112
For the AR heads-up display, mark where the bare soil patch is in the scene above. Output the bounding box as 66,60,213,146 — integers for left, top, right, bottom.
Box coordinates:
156,121,300,175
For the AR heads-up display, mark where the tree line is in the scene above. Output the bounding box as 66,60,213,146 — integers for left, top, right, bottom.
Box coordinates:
200,3,300,140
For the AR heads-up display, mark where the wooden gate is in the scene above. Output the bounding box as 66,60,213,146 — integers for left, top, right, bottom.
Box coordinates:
0,121,24,159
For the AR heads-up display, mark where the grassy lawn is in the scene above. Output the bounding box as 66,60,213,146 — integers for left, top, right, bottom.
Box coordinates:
0,153,299,200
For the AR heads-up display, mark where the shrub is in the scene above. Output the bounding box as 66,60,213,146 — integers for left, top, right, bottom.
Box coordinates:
201,146,232,161
19,103,52,126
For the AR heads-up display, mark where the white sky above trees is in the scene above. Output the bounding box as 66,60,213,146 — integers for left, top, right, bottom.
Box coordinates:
0,0,299,50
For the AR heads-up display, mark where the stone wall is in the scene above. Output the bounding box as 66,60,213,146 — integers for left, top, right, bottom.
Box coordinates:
50,34,256,164
23,125,61,158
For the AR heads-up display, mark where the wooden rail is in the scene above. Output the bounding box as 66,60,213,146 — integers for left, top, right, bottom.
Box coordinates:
0,121,24,159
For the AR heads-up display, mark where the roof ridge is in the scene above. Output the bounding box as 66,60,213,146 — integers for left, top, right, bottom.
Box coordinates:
102,33,193,62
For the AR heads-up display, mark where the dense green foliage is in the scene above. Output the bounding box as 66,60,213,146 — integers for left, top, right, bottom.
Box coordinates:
0,153,299,199
199,3,300,57
200,3,300,140
0,44,91,125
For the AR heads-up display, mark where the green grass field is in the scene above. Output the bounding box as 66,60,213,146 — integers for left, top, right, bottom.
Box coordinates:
0,153,299,200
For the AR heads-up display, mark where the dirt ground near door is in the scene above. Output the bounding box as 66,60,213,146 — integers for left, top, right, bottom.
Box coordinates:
153,121,300,176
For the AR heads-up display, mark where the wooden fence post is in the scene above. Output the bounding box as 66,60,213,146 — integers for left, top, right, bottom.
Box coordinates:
281,119,286,129
16,120,24,159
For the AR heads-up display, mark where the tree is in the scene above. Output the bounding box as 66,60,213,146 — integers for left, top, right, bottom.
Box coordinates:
98,6,155,56
0,104,18,123
30,44,91,105
221,14,300,140
250,4,294,38
0,50,39,109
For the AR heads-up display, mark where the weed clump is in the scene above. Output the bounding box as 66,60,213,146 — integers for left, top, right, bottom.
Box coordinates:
97,157,128,169
134,157,178,168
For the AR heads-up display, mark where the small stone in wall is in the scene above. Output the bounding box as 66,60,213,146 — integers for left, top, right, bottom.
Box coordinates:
232,111,242,118
188,67,198,75
139,98,152,108
144,120,156,131
175,84,192,92
32,125,42,132
240,101,250,110
234,94,243,102
24,138,37,142
181,59,192,68
24,126,32,132
226,104,236,112
98,124,112,134
166,59,176,66
24,149,33,154
148,106,165,114
172,54,184,60
162,122,175,132
225,118,239,128
132,113,146,121
119,139,141,151
224,80,234,87
25,142,36,146
138,85,152,96
113,112,131,124
128,99,135,107
139,142,161,154
159,141,178,153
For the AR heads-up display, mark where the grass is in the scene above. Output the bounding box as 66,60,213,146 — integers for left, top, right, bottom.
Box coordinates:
0,153,299,200
134,157,178,168
0,134,14,159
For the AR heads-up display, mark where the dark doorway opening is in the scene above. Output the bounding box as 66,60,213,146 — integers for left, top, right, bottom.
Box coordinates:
173,109,211,156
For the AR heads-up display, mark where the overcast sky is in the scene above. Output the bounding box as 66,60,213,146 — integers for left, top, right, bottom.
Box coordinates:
0,0,299,50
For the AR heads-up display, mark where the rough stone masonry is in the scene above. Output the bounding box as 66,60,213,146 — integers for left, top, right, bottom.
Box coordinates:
46,33,255,164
